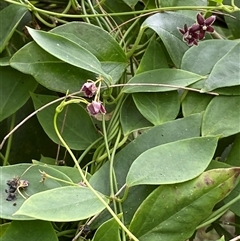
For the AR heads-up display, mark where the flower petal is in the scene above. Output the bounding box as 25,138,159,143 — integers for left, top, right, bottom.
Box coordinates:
205,15,216,26
197,13,205,25
206,26,215,33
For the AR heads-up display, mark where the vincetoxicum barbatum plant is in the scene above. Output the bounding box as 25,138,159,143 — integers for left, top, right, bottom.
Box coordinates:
0,1,240,241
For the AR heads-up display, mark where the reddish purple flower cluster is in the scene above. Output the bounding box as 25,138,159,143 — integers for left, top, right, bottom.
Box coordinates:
178,13,216,46
81,81,106,116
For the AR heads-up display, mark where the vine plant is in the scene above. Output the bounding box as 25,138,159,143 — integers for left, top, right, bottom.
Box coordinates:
0,0,240,241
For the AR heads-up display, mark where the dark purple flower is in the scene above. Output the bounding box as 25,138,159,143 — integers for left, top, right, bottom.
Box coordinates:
87,101,106,116
196,13,216,40
81,81,97,98
178,24,199,46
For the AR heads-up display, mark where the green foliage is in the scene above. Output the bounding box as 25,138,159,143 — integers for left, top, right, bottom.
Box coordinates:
0,1,240,241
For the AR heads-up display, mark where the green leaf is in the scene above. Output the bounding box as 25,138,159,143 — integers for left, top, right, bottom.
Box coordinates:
0,5,28,53
0,223,9,237
0,66,37,122
10,42,95,93
126,136,218,187
92,216,121,241
120,95,152,135
91,113,203,193
0,164,74,220
0,220,57,241
202,96,240,138
51,22,127,63
14,186,109,221
90,114,203,226
181,40,240,94
26,27,107,77
129,168,240,241
202,42,240,92
224,0,240,39
142,12,196,67
31,93,100,150
226,133,240,166
181,40,239,74
122,0,138,8
182,92,213,117
216,236,225,241
136,38,169,74
122,69,203,93
0,56,10,66
133,91,180,125
51,22,127,83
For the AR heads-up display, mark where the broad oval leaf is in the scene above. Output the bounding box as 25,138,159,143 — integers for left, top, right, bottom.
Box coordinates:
92,216,121,241
0,220,58,241
14,186,109,221
142,12,196,67
51,22,127,63
0,5,28,53
51,22,128,84
133,91,180,125
90,114,203,227
126,136,218,187
0,164,74,220
202,42,240,92
182,92,213,117
31,93,100,150
26,27,107,77
181,40,240,94
122,69,203,93
136,38,169,74
202,96,240,138
129,168,240,241
0,66,37,121
120,95,152,135
10,42,95,93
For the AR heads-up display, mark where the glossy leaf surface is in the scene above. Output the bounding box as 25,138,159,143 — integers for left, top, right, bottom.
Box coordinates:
182,92,213,117
126,136,218,186
0,5,28,53
0,220,57,241
202,96,240,137
0,164,73,220
92,216,121,241
26,27,107,77
0,66,37,121
142,12,196,67
129,168,240,241
120,95,152,135
10,42,95,93
133,91,180,125
136,38,169,74
122,69,203,93
15,186,109,221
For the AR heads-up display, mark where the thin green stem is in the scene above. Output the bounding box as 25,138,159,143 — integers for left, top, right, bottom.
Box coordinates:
4,1,239,19
109,129,122,196
102,112,111,161
76,137,103,165
39,170,77,186
3,113,16,166
53,101,139,241
126,26,146,59
95,134,128,163
81,0,91,24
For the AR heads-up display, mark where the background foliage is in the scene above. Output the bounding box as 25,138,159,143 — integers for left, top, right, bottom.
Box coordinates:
0,0,240,240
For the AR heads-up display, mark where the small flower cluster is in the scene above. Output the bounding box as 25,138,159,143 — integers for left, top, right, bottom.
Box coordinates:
178,13,216,46
81,80,106,117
